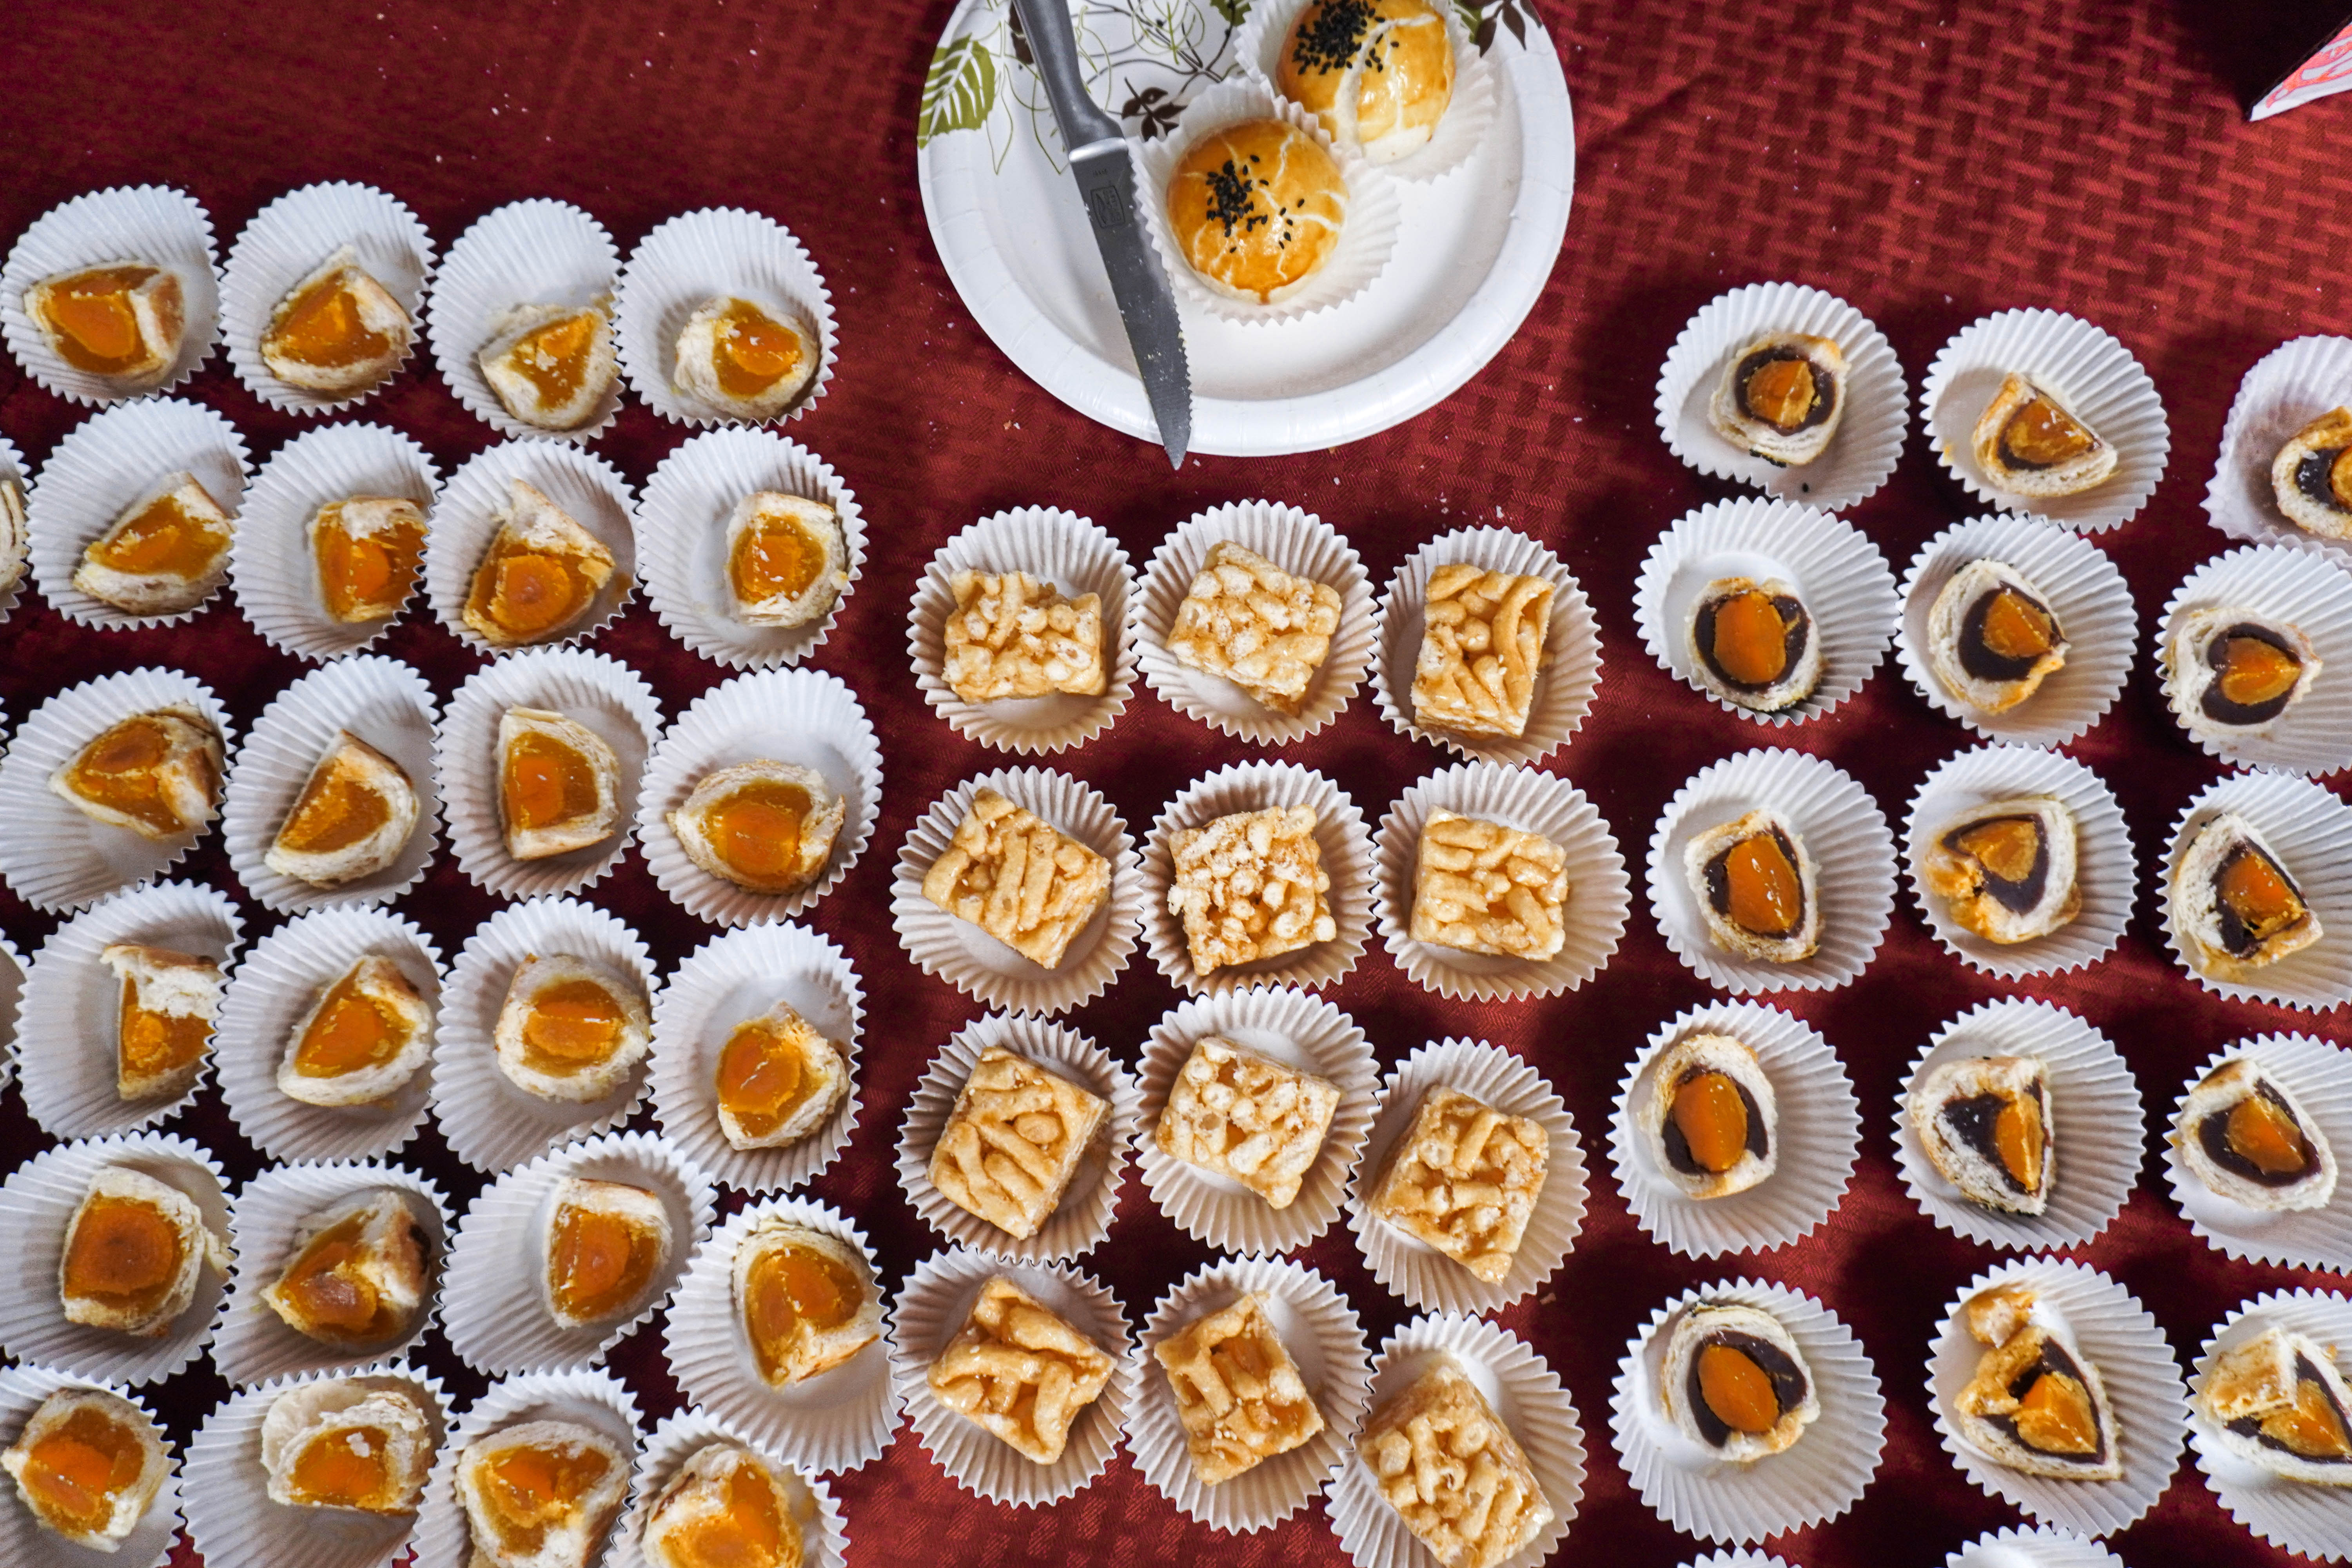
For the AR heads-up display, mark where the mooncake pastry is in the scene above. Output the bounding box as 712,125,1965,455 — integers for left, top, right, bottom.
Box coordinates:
1644,1033,1776,1201
1165,118,1346,305
48,707,224,840
666,760,844,896
0,1386,171,1548
1276,0,1454,163
2172,811,2323,982
263,730,419,887
1659,1299,1818,1461
1709,332,1847,466
2164,608,2321,743
477,302,618,432
260,245,412,397
72,473,233,616
1972,371,2117,498
259,1380,434,1514
2272,406,2352,541
1925,558,2069,715
1911,1054,2053,1216
2177,1057,2337,1212
1682,808,1820,964
1951,1283,2122,1481
1923,796,2081,945
26,263,185,389
1687,576,1821,713
2198,1325,2352,1485
673,295,818,421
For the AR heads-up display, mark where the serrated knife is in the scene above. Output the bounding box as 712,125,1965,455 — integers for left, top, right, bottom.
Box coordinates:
1010,0,1191,467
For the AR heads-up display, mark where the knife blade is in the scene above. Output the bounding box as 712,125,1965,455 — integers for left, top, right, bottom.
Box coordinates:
1010,0,1191,468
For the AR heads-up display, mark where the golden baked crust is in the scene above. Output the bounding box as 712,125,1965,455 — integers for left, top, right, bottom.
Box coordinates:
461,479,617,648
731,1218,881,1387
1357,1359,1552,1568
1410,564,1552,737
1165,542,1341,713
1153,1291,1325,1484
929,1045,1109,1240
921,787,1112,970
26,263,185,387
0,1387,171,1549
927,1275,1116,1465
1165,118,1347,303
71,473,233,616
49,707,224,841
1156,1035,1341,1209
263,730,419,889
944,570,1106,702
1368,1085,1547,1283
1410,810,1568,960
455,1418,630,1568
1167,806,1336,976
1276,0,1455,163
260,246,412,397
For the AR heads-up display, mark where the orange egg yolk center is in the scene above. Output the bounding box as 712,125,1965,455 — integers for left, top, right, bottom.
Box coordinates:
2265,1377,2352,1459
2219,849,2305,942
469,544,592,640
1706,591,1791,686
119,975,212,1085
713,303,803,397
316,508,425,622
743,1241,860,1382
479,1443,612,1552
271,274,392,370
1720,833,1802,936
728,514,825,605
704,781,813,887
511,313,599,405
548,1203,659,1323
1953,817,2041,885
519,978,627,1073
42,266,178,375
20,1407,147,1532
2227,1093,2311,1176
276,1212,396,1339
91,493,228,579
2215,636,2303,708
1697,1343,1779,1435
2013,1371,2100,1454
1993,1093,2045,1192
278,763,394,856
1977,589,2056,661
293,973,407,1079
715,1023,815,1142
1742,358,1818,433
289,1426,395,1508
1669,1072,1750,1175
503,731,600,832
64,717,205,835
2000,397,2096,469
62,1195,185,1312
668,1463,790,1568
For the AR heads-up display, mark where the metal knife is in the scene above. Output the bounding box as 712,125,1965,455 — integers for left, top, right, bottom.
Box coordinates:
1010,0,1191,468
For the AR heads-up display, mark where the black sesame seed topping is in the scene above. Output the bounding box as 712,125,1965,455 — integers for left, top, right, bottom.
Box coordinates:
1291,0,1377,76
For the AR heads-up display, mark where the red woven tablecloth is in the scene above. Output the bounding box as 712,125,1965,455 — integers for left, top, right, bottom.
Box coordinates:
2,2,2347,1564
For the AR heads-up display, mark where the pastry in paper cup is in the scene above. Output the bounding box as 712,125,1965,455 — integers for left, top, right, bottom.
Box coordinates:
2188,1289,2352,1558
1653,283,1910,512
407,1367,638,1568
229,421,439,661
908,506,1136,752
422,440,637,654
2207,336,2352,558
1946,1526,2127,1567
0,933,22,1093
0,184,219,405
0,1364,183,1568
1368,524,1600,767
0,432,28,627
2155,542,2352,777
2159,770,2352,1010
15,879,242,1139
1236,0,1497,183
1927,1258,2189,1536
610,1407,849,1568
615,206,836,427
2165,1033,2352,1273
426,198,623,443
221,181,432,415
891,767,1144,1017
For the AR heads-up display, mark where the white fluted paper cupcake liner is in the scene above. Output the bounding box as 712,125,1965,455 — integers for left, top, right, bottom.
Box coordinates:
1325,1314,1583,1568
667,1197,898,1476
439,1131,713,1377
634,667,882,926
230,422,440,661
889,1247,1139,1506
1947,1526,2127,1567
649,922,862,1195
222,181,434,415
409,1367,640,1568
895,1014,1140,1263
1611,1278,1886,1543
1921,309,2169,534
0,667,232,913
1136,987,1379,1258
637,428,865,670
1345,1037,1584,1314
1368,525,1600,767
0,934,22,1093
220,653,441,913
2191,1289,2352,1560
615,207,837,426
29,396,250,630
16,879,244,1138
0,184,221,405
610,1408,848,1568
213,907,443,1163
0,1364,182,1568
437,647,663,900
1373,760,1630,1000
431,897,659,1174
2159,771,2352,1010
2206,336,2352,561
907,507,1137,752
0,1132,230,1385
0,433,26,627
2166,1033,2352,1272
2156,543,2352,776
423,440,638,654
1928,1259,2188,1536
1608,1002,1858,1260
1647,748,1896,993
891,768,1143,1017
425,199,624,443
1129,1257,1372,1531
1675,1555,1793,1568
1653,283,1911,511
214,1160,452,1388
1903,743,2135,977
1236,0,1497,184
1633,497,1900,726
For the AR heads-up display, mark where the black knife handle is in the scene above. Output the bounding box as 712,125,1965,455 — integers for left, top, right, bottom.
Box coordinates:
1011,0,1121,152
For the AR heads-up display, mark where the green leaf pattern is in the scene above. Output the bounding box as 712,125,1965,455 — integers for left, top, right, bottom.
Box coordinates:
918,36,998,149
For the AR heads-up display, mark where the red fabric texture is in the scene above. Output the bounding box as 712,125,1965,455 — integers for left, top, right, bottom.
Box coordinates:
0,2,2347,1564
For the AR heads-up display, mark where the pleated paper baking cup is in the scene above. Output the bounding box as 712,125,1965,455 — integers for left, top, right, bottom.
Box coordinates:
423,440,638,655
1653,283,1910,511
0,433,27,627
1922,309,2170,534
1646,748,1897,994
0,1364,183,1568
2159,771,2352,1011
1234,0,1497,184
1947,1526,2127,1568
15,879,244,1139
0,1131,230,1385
439,1131,714,1377
212,907,443,1164
1895,514,2138,747
408,1368,639,1568
1345,1037,1584,1315
2165,1033,2352,1272
2205,336,2352,561
1374,759,1630,1001
1135,987,1379,1257
1608,1002,1859,1260
222,181,434,415
638,427,866,670
889,1247,1139,1506
891,768,1144,1017
1368,525,1600,767
437,647,663,900
1674,1556,1793,1568
1129,1257,1372,1531
1894,998,2142,1252
1136,501,1374,743
1927,1259,2188,1536
426,198,624,443
220,653,441,913
1633,497,1900,726
650,921,862,1195
908,506,1137,752
635,668,882,926
615,206,837,426
1136,80,1402,324
0,184,221,405
230,421,441,661
213,1160,452,1387
895,1014,1140,1263
667,1197,898,1476
611,1408,848,1568
28,396,250,630
2190,1289,2352,1561
182,1363,447,1568
0,667,232,913
1903,743,2135,978
1325,1314,1583,1568
431,897,659,1174
1610,1278,1886,1543
1142,760,1376,995
2156,542,2352,776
